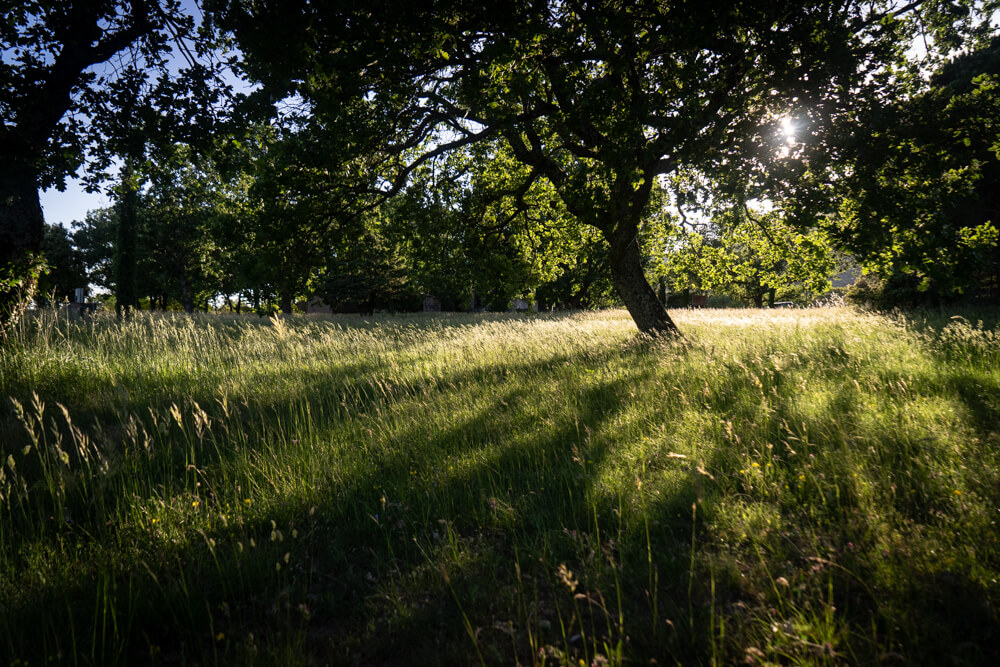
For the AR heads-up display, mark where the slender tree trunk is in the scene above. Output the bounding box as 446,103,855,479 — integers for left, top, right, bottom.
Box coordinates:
180,271,194,313
607,232,679,336
115,158,139,318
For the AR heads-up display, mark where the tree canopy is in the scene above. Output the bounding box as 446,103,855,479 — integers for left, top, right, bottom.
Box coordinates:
781,35,1000,305
207,0,990,333
5,1,1000,332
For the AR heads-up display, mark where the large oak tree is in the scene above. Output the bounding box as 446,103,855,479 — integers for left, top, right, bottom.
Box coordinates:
212,0,930,334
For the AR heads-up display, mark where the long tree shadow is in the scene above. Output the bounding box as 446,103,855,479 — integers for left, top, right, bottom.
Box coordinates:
2,332,703,665
6,311,1000,665
684,350,1000,665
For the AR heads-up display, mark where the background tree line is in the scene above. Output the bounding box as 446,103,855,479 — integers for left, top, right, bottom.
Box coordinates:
44,132,626,314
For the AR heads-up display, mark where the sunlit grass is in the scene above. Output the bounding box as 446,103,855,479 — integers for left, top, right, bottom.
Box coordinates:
1,307,998,665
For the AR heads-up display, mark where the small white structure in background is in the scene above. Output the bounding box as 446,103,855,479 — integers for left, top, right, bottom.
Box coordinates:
511,298,531,312
68,287,98,319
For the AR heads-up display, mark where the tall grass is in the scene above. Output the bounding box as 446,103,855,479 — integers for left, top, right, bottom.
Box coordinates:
1,307,998,665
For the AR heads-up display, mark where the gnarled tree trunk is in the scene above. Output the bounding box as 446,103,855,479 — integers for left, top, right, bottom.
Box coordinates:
607,230,679,336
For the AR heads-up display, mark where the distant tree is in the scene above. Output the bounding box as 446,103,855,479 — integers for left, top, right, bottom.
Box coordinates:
320,214,420,315
140,145,234,312
535,231,619,310
235,124,365,314
391,140,589,311
71,208,118,293
70,144,244,312
36,223,88,306
666,207,837,307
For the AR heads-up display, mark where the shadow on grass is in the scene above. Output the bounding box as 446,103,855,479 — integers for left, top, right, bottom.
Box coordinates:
5,312,1000,665
686,355,1000,665
1,336,708,665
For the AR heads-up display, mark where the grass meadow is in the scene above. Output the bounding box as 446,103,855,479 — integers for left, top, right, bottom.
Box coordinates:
1,307,998,665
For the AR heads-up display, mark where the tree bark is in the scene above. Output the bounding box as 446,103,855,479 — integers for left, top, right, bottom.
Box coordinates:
0,169,46,329
179,268,195,313
279,291,293,314
607,232,679,336
0,170,44,263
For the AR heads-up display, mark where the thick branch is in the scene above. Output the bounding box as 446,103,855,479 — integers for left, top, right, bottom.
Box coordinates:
18,0,156,152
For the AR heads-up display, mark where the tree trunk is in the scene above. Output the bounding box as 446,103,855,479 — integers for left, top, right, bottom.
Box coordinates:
115,159,139,318
180,272,194,313
607,233,679,336
0,170,44,263
0,168,46,330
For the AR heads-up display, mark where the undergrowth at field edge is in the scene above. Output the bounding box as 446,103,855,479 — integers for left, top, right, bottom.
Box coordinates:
1,307,998,665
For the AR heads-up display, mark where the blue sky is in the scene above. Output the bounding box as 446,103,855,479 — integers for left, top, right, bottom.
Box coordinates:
39,0,215,228
41,180,110,227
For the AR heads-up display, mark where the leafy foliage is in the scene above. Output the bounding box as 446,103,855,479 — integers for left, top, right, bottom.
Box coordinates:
836,65,1000,301
71,144,245,312
37,223,88,306
667,207,838,307
1,0,238,326
777,30,1000,306
211,0,932,332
